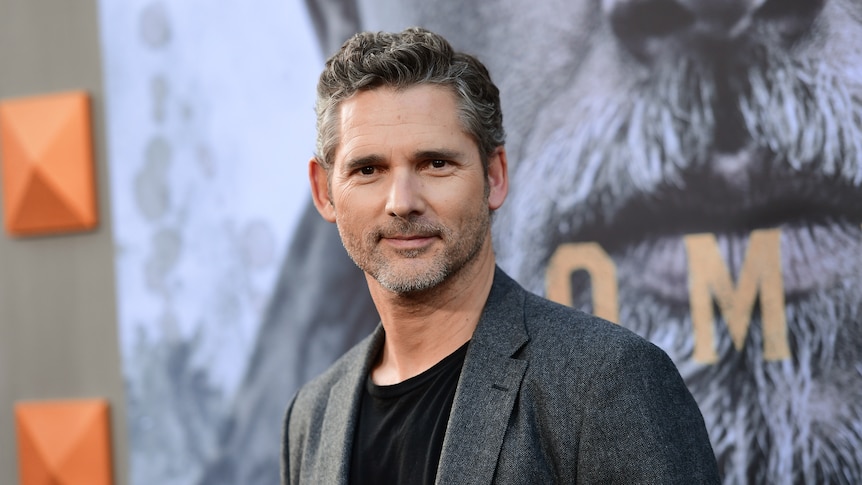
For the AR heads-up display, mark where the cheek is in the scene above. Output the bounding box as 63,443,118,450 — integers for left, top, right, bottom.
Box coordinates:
429,174,481,204
333,203,357,227
438,194,488,225
333,191,374,230
331,183,361,214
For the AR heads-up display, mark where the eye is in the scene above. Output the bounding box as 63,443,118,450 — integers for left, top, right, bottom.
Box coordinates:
359,166,376,175
430,159,447,168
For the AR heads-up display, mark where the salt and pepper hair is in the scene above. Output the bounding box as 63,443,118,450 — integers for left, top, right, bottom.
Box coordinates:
314,27,506,171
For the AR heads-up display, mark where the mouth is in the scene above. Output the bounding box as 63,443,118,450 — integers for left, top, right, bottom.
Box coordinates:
379,233,439,250
561,147,862,303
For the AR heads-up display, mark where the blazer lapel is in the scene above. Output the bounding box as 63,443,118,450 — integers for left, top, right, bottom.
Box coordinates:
314,326,384,484
436,268,529,485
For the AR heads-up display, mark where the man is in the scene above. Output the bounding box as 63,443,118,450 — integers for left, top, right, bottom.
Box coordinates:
282,27,719,484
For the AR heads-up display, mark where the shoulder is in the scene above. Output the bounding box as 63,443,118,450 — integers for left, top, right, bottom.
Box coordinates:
522,290,668,364
481,270,719,481
517,291,703,430
287,328,379,432
488,267,671,370
512,290,691,414
282,329,380,483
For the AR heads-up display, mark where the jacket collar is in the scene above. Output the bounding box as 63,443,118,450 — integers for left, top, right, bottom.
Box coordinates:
315,326,384,485
436,267,530,484
319,267,529,484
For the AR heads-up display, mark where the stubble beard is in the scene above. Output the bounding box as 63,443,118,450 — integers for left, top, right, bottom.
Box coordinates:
339,205,491,296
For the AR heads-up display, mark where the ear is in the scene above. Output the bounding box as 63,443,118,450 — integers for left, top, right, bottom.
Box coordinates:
309,157,337,223
487,147,509,210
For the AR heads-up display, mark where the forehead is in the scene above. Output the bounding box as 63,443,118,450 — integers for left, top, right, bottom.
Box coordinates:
334,84,475,162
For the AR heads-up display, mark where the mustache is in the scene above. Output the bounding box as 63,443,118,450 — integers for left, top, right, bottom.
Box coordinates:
375,218,445,240
497,49,862,284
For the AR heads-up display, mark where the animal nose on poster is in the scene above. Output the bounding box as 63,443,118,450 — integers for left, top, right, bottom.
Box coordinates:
604,0,825,62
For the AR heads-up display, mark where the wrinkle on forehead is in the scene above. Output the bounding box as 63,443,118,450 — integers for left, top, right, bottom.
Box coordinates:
333,85,474,168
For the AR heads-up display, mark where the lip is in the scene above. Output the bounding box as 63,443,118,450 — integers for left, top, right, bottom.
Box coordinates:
381,235,437,250
564,149,862,301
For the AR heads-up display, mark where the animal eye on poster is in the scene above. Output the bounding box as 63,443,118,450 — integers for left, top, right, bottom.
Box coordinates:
99,0,862,484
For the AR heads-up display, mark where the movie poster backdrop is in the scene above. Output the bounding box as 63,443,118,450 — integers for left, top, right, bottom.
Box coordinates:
100,0,862,484
98,1,319,483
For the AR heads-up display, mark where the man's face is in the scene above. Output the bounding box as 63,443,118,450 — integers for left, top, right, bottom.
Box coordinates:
311,85,506,294
336,0,862,481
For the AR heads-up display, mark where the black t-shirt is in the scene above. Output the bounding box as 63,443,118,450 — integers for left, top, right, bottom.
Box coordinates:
349,341,470,485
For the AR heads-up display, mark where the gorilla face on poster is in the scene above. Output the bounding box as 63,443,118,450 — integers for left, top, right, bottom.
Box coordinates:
212,1,862,484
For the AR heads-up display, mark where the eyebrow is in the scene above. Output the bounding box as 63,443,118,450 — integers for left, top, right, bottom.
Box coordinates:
414,149,463,161
343,149,465,172
343,154,386,172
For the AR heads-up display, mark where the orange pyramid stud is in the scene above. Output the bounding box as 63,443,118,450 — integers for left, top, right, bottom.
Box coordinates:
15,399,113,485
0,91,98,236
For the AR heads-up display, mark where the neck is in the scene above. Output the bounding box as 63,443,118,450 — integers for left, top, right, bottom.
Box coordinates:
367,243,496,385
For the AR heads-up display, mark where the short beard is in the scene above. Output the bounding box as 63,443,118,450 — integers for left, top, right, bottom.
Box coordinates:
374,222,451,294
342,211,490,296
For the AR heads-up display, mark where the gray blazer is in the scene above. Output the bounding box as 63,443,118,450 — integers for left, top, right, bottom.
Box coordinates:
282,268,720,484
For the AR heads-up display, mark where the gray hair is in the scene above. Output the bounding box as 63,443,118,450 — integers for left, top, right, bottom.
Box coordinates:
314,27,505,170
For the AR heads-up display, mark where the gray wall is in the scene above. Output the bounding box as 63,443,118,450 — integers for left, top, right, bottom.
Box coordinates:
0,0,128,483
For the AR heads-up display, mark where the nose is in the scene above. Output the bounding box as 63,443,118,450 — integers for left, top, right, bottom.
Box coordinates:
604,0,825,62
385,169,426,219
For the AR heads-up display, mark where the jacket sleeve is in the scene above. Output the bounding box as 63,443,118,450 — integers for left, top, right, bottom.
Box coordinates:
576,337,721,484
